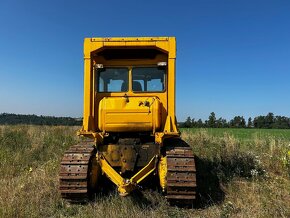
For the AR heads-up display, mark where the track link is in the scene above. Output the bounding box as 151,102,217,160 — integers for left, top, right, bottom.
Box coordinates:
59,142,95,202
166,142,197,206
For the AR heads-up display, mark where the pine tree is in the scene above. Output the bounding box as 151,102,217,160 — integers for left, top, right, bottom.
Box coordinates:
247,117,253,128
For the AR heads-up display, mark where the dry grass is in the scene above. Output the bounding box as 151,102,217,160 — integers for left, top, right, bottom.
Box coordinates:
0,126,289,217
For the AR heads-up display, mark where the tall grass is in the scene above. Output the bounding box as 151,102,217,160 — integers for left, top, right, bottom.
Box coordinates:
0,126,289,217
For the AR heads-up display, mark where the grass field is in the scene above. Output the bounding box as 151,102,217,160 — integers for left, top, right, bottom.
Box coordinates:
181,128,290,142
0,126,290,217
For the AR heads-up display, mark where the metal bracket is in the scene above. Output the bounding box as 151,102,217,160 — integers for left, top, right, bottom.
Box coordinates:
97,153,158,196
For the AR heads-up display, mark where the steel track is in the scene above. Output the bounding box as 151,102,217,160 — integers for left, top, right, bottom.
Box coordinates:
166,141,197,206
59,142,95,202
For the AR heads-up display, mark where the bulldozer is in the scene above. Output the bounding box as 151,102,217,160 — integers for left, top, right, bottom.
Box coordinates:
59,37,197,205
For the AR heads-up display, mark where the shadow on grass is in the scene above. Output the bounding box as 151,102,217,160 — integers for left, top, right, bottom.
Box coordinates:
92,175,162,209
195,156,225,208
194,151,265,208
129,190,160,209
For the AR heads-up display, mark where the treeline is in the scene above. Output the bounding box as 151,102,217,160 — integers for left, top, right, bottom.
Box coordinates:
181,112,290,129
0,113,82,126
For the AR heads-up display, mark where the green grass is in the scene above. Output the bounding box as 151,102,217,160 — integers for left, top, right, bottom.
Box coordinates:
181,128,290,142
0,126,290,217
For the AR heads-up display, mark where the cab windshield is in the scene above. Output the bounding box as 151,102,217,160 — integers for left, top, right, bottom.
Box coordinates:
97,67,165,92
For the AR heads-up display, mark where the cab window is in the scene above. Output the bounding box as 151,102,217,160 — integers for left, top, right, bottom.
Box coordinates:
132,67,165,92
97,68,128,92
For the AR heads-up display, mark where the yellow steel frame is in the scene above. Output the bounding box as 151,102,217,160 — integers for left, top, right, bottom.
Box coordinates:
78,37,179,145
158,155,167,192
97,153,158,196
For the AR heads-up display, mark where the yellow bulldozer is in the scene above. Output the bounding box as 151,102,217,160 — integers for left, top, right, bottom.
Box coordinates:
59,37,197,205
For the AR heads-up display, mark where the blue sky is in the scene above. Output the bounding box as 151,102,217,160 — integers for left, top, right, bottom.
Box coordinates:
0,0,290,121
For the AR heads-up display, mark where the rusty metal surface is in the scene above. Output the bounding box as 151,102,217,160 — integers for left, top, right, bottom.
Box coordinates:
99,141,159,171
59,143,95,202
166,144,197,206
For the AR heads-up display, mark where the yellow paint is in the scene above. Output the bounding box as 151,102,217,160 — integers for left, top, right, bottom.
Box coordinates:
89,156,101,191
158,156,167,192
98,97,161,132
78,37,179,144
97,153,157,196
97,154,129,195
130,155,158,184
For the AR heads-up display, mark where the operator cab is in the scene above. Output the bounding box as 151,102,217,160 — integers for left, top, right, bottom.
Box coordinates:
93,48,169,134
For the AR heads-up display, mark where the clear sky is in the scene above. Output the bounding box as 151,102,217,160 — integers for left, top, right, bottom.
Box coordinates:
0,0,290,122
